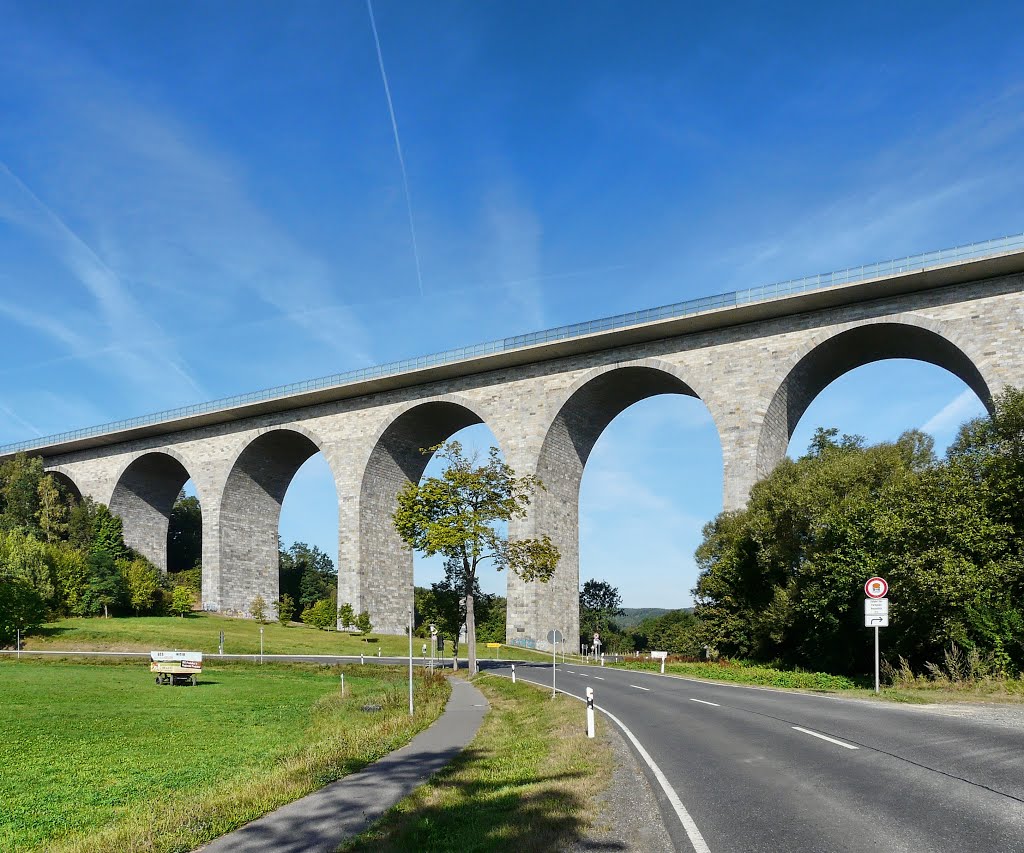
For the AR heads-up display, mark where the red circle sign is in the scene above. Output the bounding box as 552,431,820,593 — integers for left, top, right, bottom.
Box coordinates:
865,577,888,598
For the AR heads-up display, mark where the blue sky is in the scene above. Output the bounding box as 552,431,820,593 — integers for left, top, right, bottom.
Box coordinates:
1,2,1022,607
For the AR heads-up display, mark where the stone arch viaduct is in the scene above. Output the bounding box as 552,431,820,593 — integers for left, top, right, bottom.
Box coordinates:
4,243,1023,650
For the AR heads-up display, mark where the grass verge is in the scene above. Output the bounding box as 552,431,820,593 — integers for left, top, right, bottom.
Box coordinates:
0,658,449,852
342,675,614,852
607,658,858,690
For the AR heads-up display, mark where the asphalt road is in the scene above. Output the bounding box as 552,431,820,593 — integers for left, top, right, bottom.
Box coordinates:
485,660,1024,853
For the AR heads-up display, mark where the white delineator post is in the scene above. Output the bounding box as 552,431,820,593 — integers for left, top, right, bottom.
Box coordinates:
512,663,516,683
586,686,595,738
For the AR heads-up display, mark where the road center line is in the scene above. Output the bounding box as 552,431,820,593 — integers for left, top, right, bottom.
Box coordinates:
792,726,859,750
630,684,651,691
689,698,720,707
593,676,604,680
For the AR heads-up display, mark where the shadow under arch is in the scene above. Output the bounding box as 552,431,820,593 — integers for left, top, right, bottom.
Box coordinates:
514,363,718,652
756,321,992,477
357,399,496,635
109,450,198,573
217,426,334,616
45,467,83,503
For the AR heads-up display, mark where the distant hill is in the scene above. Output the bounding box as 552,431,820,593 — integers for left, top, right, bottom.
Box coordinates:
614,607,689,629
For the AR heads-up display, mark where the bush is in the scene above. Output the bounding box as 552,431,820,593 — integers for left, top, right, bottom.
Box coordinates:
301,598,336,631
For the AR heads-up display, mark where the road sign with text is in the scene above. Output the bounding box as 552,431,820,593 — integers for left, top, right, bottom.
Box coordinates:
865,597,889,627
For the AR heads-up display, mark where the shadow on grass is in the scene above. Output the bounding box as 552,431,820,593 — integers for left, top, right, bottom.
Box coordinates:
343,747,628,852
30,625,71,640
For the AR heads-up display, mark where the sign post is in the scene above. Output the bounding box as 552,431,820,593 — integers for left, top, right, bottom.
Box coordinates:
259,626,264,664
593,633,601,662
547,630,563,698
864,577,889,694
429,623,437,674
408,607,414,717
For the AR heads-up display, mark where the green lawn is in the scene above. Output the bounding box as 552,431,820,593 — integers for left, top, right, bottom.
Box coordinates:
344,675,614,852
23,613,412,656
0,659,449,852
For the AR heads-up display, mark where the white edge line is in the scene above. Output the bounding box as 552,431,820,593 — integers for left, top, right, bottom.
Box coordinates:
791,726,859,750
492,671,711,853
689,698,720,707
630,684,651,691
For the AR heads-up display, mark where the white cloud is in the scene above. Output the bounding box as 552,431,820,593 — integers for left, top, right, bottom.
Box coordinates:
922,389,986,437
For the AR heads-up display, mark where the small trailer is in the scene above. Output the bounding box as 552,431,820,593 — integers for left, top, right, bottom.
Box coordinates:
150,650,203,686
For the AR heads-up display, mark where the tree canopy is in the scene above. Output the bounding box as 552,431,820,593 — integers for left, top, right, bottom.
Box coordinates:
393,442,559,674
694,387,1024,676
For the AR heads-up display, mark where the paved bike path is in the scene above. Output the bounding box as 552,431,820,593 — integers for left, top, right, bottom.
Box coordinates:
200,677,488,853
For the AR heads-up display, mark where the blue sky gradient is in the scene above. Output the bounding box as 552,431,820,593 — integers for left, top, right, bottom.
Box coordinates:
2,2,1021,606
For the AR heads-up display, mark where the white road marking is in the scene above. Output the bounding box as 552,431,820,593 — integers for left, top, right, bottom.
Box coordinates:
580,673,590,677
494,671,711,853
630,684,651,691
792,726,859,750
689,698,720,707
566,670,576,674
594,676,605,680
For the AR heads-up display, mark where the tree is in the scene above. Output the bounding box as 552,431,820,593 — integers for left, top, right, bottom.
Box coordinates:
338,601,355,630
0,453,44,533
278,593,295,625
250,594,268,624
119,557,161,615
355,610,373,636
82,548,125,618
170,586,194,618
92,505,129,562
68,496,101,551
393,442,560,675
580,579,623,641
36,475,70,543
168,491,202,573
302,598,336,630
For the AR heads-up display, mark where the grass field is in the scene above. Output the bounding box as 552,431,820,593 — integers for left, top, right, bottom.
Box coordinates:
0,658,449,852
19,613,582,666
22,613,412,656
344,675,614,852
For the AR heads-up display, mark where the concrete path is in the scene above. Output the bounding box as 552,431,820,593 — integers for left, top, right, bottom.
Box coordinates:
200,677,488,853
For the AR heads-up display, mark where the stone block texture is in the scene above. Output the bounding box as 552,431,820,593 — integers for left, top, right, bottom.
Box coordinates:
40,272,1024,650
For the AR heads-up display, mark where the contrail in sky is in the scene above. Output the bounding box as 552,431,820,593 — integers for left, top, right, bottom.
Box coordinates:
366,0,425,298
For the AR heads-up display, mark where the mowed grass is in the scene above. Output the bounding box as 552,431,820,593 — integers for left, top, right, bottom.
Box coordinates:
0,659,449,852
343,675,614,852
23,613,411,656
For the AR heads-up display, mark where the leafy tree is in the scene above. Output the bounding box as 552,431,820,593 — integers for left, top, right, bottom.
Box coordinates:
278,593,295,625
0,453,44,533
119,557,162,615
168,491,202,573
81,548,126,618
36,475,70,543
355,610,373,636
50,542,90,617
579,579,623,642
279,540,337,611
68,496,101,551
170,566,202,596
301,598,337,630
394,442,559,675
170,586,194,618
92,505,129,562
338,601,355,630
250,594,268,624
0,574,46,644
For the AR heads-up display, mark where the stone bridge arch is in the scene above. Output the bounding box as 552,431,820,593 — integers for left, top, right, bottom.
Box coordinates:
509,359,722,651
755,318,993,478
355,396,505,635
108,448,199,573
217,425,335,616
44,466,84,503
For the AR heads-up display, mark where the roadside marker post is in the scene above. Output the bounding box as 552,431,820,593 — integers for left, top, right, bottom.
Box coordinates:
586,687,595,738
512,663,516,683
864,577,890,694
219,630,224,656
259,626,264,664
548,630,563,699
16,628,20,659
340,672,345,697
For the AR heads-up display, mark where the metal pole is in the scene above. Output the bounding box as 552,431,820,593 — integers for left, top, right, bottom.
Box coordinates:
16,628,20,659
340,672,345,696
408,608,414,717
260,627,263,664
874,626,880,694
552,632,557,699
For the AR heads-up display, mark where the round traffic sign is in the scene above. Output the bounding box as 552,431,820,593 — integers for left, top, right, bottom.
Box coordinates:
865,576,888,598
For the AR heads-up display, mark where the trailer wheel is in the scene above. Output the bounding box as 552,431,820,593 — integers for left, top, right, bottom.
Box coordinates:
155,676,160,685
